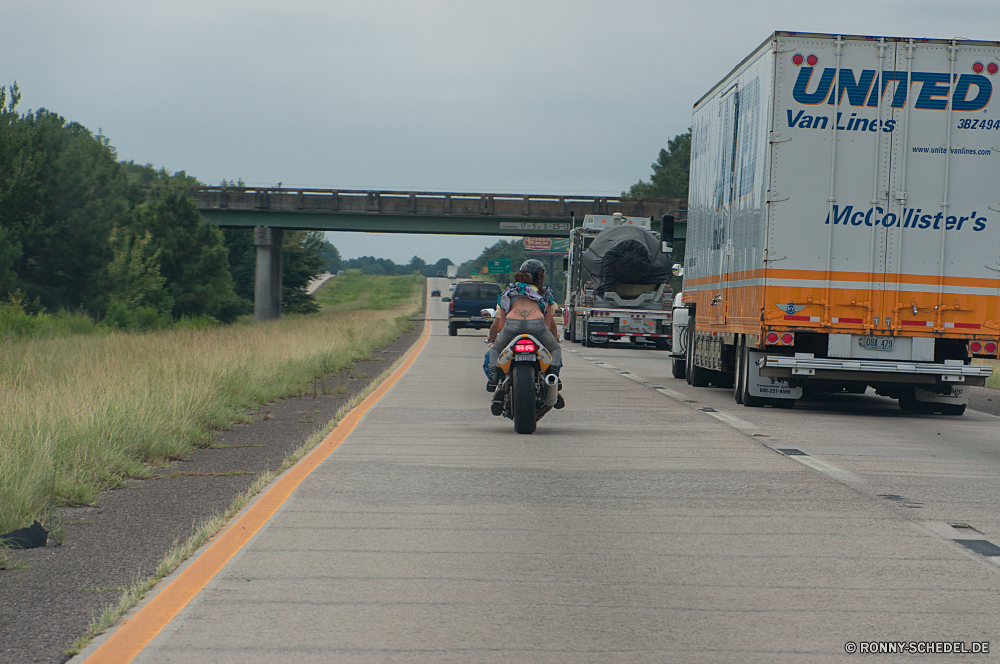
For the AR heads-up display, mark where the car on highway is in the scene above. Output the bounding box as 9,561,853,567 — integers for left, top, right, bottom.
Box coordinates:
444,281,502,336
430,289,441,297
448,283,456,291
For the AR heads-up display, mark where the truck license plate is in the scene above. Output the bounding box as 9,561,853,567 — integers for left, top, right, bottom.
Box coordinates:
862,336,893,352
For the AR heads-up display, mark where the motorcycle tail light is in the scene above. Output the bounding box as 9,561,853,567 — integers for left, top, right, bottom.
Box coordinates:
513,340,537,353
985,341,997,354
970,341,983,354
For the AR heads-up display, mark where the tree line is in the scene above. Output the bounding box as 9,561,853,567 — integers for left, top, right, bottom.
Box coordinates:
0,84,333,331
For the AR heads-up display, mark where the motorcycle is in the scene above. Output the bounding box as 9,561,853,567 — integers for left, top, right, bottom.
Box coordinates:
490,333,560,434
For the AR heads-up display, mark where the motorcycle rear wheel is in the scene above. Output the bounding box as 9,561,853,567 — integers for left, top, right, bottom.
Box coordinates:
512,363,537,434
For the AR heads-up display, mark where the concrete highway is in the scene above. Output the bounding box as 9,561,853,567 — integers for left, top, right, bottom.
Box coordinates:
86,277,1000,662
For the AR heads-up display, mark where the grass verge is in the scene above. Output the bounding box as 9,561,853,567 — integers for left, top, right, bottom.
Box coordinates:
315,272,423,312
974,359,1000,389
65,350,415,656
0,275,422,534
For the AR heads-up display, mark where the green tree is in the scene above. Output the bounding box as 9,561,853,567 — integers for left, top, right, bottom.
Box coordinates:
625,131,691,199
2,102,133,312
132,191,250,322
0,84,35,299
319,239,342,273
222,228,255,302
282,231,326,314
106,229,172,313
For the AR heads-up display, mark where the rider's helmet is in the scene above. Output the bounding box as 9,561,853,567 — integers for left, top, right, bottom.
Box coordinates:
518,259,545,284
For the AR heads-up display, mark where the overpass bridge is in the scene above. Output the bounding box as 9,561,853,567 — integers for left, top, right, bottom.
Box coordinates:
178,186,686,320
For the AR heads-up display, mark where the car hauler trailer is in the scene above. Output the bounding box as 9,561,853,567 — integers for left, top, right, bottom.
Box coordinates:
681,31,996,414
564,214,675,349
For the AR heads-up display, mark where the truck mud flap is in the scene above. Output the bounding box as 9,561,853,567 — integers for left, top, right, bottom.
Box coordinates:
748,351,801,400
587,321,614,344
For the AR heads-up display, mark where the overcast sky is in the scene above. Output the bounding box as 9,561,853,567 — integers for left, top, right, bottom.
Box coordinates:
6,1,999,263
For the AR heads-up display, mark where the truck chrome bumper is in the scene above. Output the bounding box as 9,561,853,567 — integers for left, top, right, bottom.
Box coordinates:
760,355,992,385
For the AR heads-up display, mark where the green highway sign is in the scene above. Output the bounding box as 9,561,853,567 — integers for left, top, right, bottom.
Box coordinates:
470,270,478,275
487,258,512,273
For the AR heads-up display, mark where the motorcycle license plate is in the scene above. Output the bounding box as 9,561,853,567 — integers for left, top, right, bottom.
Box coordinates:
862,336,892,352
514,355,535,361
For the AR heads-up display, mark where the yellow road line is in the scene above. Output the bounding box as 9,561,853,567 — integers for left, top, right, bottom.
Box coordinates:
83,315,431,664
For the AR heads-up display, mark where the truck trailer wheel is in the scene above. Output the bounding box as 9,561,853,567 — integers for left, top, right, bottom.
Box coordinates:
448,323,458,336
671,358,685,380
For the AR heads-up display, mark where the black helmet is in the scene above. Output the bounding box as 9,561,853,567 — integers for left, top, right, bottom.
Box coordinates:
519,259,545,277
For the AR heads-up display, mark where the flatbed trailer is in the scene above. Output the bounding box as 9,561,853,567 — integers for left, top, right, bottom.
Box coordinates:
563,215,673,349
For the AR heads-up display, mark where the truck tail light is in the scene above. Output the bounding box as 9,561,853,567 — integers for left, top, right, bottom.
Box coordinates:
780,332,794,345
970,341,983,354
986,341,998,354
765,332,779,344
449,299,454,312
513,340,537,353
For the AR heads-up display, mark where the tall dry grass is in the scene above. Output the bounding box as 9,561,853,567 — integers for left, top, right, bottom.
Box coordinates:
0,279,422,534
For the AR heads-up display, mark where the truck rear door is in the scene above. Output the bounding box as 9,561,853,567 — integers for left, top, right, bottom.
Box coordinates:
882,40,1000,335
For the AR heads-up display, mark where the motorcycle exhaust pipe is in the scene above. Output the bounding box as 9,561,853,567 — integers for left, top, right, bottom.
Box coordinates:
542,373,558,407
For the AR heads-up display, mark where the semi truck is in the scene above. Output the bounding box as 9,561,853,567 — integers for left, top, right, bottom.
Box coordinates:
563,213,675,349
677,31,997,414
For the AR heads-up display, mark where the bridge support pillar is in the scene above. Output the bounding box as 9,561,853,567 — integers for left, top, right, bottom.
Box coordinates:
254,226,283,321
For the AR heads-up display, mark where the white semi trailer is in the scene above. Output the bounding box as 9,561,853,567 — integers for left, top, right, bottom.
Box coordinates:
677,31,996,414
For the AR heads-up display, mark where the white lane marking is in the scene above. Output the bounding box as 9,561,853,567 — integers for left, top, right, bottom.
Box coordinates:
655,387,684,398
699,409,757,431
788,455,860,483
921,521,988,541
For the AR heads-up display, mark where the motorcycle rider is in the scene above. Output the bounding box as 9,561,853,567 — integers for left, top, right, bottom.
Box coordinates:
486,259,564,410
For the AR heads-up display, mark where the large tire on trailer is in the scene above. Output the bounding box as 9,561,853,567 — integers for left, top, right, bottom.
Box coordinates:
671,358,685,380
898,388,918,413
448,323,458,336
654,338,671,351
715,371,734,389
512,363,537,434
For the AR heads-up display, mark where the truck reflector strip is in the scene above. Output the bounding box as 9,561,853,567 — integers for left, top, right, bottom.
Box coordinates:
784,315,820,322
902,320,934,327
831,317,863,324
945,322,982,329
